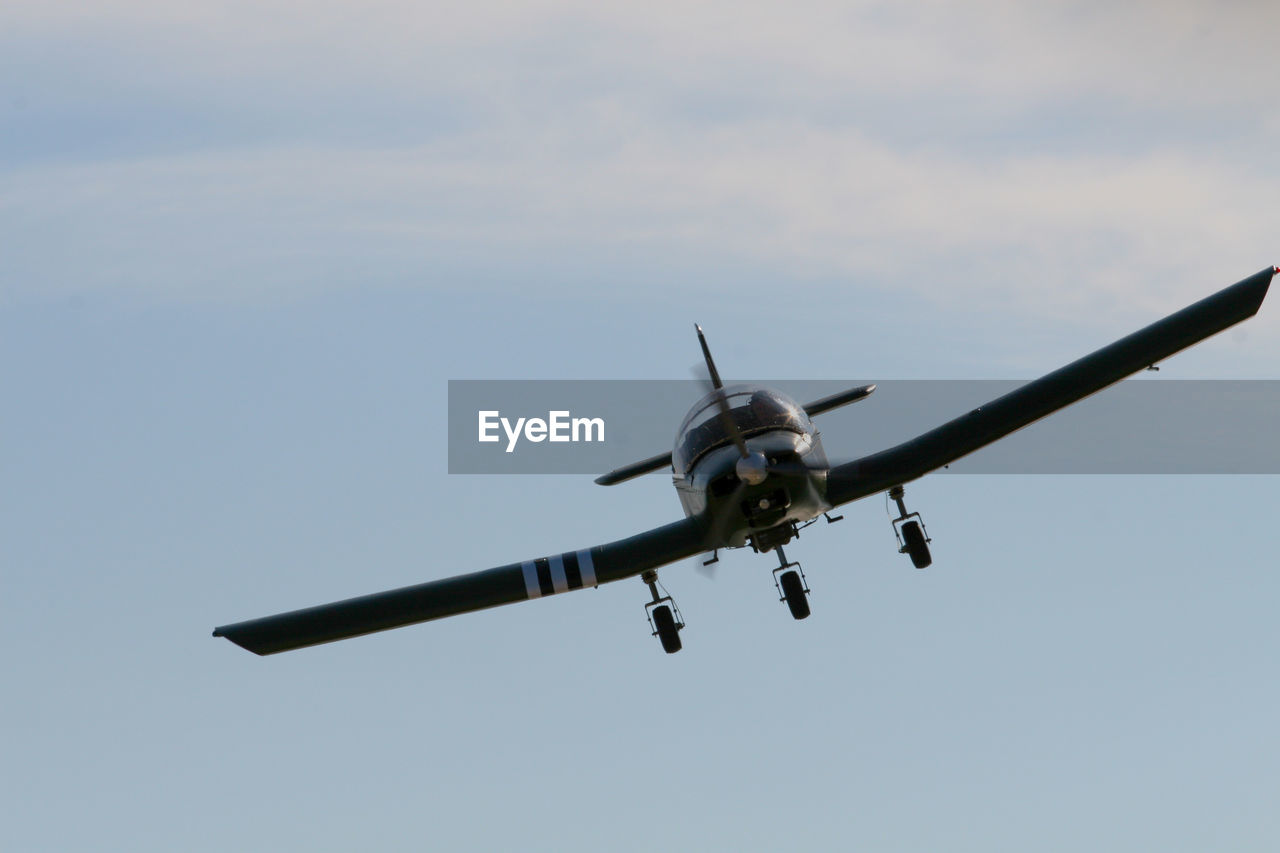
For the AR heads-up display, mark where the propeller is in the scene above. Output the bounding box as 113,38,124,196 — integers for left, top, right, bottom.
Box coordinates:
690,324,827,577
692,323,826,481
695,324,751,461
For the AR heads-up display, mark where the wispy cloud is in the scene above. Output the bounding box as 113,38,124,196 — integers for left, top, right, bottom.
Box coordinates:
2,1,1276,318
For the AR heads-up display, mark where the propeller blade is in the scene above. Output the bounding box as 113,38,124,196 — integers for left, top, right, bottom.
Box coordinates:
705,477,748,554
693,324,750,459
762,458,823,477
694,324,723,390
713,389,751,459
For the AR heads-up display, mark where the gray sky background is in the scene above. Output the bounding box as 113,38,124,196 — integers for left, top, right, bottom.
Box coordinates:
3,3,1278,851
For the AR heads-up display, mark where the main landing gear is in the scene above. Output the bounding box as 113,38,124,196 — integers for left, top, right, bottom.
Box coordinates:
888,485,932,568
752,519,834,621
771,545,811,620
641,569,685,654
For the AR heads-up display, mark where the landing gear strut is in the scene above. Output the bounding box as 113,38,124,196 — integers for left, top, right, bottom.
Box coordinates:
889,485,932,568
771,546,811,620
641,569,684,653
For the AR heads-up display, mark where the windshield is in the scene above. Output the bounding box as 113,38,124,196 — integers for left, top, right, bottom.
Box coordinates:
672,385,811,472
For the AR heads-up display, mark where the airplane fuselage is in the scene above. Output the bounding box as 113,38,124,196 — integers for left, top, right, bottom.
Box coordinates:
671,384,831,550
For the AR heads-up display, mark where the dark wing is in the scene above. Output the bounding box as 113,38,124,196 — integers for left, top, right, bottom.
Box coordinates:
826,267,1275,506
213,517,707,655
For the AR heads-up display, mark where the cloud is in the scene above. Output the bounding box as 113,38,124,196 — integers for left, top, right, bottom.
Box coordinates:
4,122,1271,310
2,0,1275,320
7,1,1276,108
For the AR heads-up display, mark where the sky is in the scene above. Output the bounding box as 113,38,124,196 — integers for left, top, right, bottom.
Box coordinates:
3,2,1279,851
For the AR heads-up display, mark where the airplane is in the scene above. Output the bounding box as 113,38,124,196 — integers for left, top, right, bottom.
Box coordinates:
214,266,1276,655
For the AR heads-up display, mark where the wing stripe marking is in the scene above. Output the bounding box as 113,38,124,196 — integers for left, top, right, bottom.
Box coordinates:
562,551,583,590
548,554,569,594
534,558,555,597
577,549,597,588
521,561,541,600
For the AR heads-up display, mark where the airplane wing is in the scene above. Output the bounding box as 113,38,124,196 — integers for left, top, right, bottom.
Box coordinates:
825,266,1276,506
213,516,708,655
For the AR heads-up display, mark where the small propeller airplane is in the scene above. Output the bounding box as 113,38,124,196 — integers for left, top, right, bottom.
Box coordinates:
215,266,1276,655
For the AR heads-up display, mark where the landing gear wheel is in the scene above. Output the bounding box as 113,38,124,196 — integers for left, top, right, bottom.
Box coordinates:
901,520,932,569
779,569,810,620
889,485,934,569
652,604,682,653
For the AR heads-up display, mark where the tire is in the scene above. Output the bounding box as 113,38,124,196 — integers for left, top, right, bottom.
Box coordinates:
901,520,932,569
779,570,810,620
652,604,682,653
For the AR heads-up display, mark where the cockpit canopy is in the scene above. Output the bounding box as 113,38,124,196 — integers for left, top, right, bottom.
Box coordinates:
672,384,813,474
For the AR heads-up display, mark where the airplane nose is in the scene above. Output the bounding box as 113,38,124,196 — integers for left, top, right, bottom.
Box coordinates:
735,451,770,486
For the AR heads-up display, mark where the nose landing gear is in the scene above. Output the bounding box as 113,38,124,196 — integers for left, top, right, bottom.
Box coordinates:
641,569,685,653
888,485,933,568
771,546,811,620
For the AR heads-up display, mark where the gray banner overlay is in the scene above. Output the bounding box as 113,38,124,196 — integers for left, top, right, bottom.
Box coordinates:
448,380,1280,475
